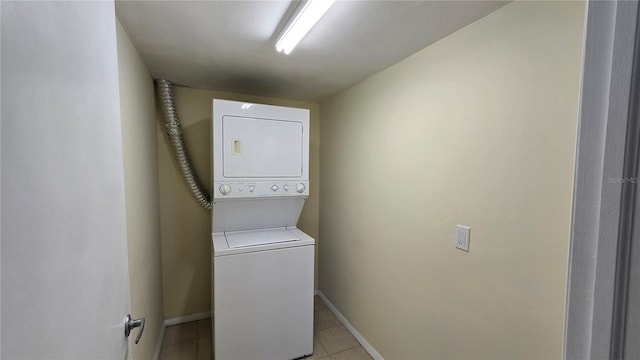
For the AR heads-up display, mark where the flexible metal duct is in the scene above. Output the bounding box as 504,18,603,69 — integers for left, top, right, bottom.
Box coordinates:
155,79,212,210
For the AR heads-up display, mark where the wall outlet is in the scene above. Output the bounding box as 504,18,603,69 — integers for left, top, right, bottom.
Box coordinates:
456,225,470,252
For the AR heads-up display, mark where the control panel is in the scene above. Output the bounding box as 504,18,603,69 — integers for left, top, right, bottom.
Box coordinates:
214,181,309,199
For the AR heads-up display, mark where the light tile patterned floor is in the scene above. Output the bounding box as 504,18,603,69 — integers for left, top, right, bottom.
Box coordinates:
159,296,371,360
159,319,212,360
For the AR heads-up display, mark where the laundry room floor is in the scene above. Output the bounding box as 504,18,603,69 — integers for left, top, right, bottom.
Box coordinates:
158,296,372,360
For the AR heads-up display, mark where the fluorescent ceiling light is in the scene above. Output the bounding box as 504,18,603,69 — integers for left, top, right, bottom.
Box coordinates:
275,0,336,55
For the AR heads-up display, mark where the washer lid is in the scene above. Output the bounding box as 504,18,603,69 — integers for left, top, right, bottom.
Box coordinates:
224,227,300,249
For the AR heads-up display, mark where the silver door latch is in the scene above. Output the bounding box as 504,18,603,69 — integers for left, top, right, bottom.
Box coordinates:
125,314,145,344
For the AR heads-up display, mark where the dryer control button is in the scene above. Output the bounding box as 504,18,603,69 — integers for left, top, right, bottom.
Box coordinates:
283,184,289,191
296,183,306,193
271,184,279,192
219,184,231,195
248,184,255,192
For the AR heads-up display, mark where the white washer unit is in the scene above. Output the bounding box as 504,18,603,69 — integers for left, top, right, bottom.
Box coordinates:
211,99,314,360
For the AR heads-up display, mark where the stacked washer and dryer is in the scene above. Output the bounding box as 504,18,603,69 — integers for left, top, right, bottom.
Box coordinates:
211,99,315,360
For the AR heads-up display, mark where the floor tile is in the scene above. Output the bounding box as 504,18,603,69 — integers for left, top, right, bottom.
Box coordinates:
314,296,328,311
315,325,359,355
196,335,212,360
330,346,372,360
304,335,328,359
197,318,211,341
314,308,341,331
162,321,199,348
159,340,197,360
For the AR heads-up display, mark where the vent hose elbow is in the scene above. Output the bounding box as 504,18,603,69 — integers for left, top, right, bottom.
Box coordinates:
155,79,212,210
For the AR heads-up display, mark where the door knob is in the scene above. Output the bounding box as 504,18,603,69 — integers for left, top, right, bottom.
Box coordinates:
125,314,145,344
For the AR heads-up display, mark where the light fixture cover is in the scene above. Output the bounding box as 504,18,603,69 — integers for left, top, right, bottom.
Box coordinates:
275,0,336,55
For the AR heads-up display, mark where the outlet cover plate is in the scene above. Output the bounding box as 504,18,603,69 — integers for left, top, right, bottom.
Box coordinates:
456,225,470,252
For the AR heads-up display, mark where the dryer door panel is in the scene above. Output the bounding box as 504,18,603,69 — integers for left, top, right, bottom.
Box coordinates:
222,116,303,178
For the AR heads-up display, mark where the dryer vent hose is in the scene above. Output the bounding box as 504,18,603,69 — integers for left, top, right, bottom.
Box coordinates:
155,79,212,210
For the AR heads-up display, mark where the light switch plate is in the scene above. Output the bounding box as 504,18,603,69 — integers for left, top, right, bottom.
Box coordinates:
456,225,470,252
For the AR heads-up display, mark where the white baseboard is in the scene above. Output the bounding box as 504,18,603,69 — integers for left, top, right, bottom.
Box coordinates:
164,311,212,326
316,291,384,360
152,322,166,360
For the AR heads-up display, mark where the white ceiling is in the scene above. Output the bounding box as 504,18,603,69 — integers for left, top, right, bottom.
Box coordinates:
115,0,509,102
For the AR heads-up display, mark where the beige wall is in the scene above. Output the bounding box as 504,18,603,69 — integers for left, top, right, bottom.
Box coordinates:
157,86,320,318
319,1,584,359
116,20,164,359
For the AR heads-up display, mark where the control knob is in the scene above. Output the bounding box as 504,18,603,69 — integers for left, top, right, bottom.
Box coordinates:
271,184,279,192
249,184,255,193
283,184,289,191
219,184,231,195
296,183,306,193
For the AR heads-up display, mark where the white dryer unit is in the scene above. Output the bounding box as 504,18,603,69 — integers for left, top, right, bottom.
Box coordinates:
211,99,314,360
